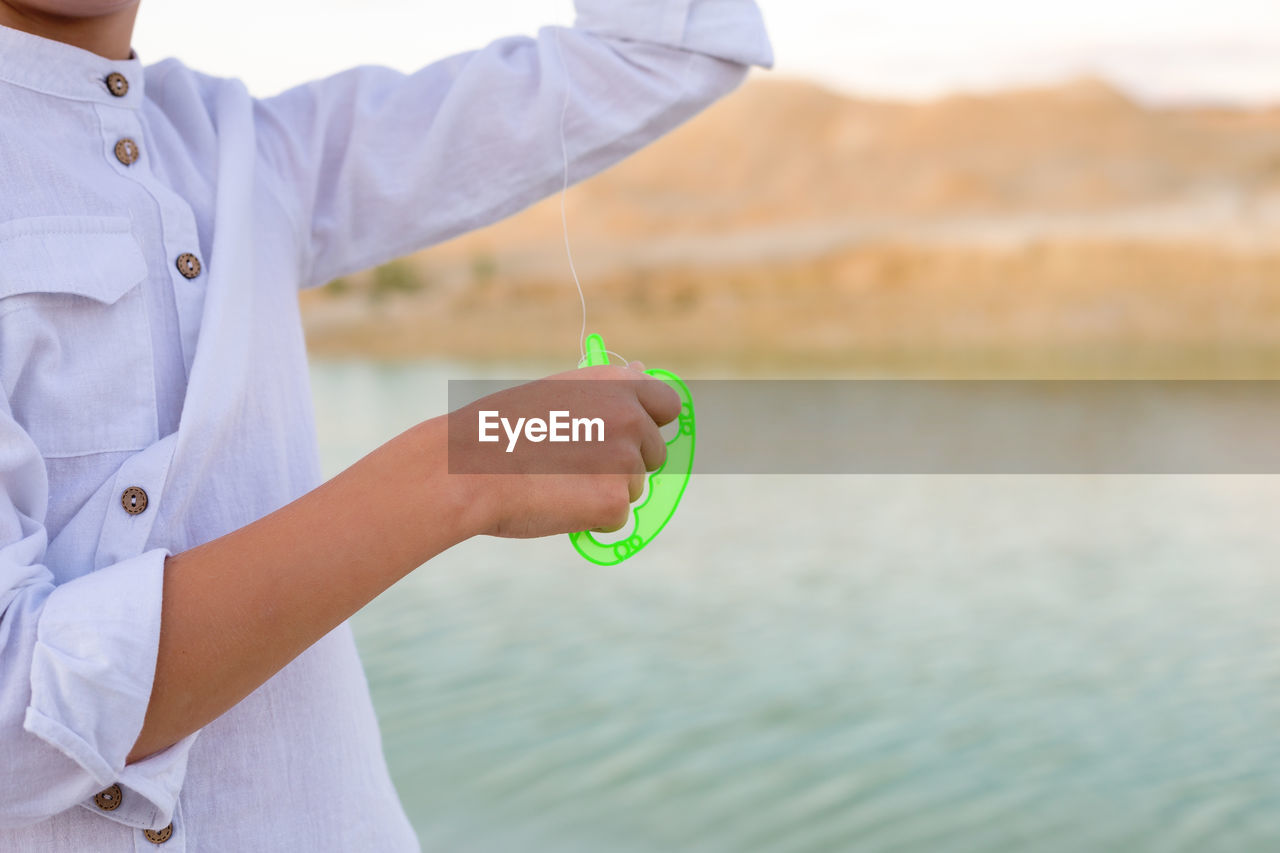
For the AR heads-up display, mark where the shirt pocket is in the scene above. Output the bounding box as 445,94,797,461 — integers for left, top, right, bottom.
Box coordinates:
0,216,158,458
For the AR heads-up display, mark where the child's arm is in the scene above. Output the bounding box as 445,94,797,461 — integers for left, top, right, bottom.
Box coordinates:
251,0,773,289
0,365,678,822
127,366,678,762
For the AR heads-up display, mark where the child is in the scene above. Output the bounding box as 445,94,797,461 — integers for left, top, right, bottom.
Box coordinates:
0,0,772,849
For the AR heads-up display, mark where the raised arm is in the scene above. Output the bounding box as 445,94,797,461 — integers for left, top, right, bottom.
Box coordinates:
251,0,773,289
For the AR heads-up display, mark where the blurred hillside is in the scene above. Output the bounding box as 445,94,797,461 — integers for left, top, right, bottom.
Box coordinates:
300,77,1280,376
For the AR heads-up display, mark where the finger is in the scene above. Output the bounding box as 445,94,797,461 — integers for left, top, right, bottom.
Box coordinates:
592,482,634,532
592,517,625,534
628,360,647,372
639,420,668,472
633,375,682,426
628,469,646,503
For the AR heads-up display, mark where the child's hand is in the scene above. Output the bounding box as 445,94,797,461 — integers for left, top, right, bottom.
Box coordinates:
448,363,681,539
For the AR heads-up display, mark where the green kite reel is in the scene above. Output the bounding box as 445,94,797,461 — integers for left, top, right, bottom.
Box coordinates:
568,333,696,565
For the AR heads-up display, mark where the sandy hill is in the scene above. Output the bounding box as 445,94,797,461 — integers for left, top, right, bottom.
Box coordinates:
301,76,1280,376
437,76,1280,244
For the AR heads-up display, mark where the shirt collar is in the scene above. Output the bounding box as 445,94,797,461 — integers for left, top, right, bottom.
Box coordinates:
0,23,143,108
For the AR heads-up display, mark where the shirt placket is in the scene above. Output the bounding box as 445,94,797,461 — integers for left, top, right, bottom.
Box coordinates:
87,77,189,849
93,104,208,385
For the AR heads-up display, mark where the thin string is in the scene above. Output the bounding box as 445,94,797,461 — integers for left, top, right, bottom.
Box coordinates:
554,28,588,365
554,28,631,369
576,349,634,369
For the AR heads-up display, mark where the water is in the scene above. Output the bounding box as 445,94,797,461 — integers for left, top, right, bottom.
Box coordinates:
311,359,1280,852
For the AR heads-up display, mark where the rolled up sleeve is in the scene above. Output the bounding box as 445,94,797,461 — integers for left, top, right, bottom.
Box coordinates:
0,406,194,830
252,0,774,289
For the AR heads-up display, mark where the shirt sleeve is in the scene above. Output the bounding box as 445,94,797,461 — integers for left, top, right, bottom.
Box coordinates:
252,0,773,290
0,395,195,831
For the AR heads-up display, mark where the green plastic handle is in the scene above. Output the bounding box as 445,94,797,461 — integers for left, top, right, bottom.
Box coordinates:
569,333,695,565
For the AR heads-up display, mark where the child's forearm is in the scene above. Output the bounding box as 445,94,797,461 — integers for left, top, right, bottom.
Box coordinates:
126,415,479,763
125,365,677,763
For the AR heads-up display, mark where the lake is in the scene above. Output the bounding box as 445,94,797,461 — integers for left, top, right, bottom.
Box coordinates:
311,359,1280,852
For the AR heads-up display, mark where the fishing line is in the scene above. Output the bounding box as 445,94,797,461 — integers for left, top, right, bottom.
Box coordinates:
553,27,631,369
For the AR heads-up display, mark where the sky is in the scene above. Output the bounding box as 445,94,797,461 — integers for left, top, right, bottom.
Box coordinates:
132,0,1280,106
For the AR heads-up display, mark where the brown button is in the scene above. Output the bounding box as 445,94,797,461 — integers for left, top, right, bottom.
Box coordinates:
143,823,173,844
175,253,201,279
121,486,148,515
105,72,129,97
94,784,123,811
114,138,140,166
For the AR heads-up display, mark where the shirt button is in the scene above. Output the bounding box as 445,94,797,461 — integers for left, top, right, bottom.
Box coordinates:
93,784,123,811
143,823,174,844
121,486,149,515
105,72,129,97
176,253,202,279
114,138,140,166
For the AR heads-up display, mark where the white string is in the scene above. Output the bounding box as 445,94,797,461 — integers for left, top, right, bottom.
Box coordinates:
554,29,634,369
553,28,589,366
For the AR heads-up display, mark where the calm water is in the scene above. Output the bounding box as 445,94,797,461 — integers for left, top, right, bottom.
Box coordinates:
311,360,1280,852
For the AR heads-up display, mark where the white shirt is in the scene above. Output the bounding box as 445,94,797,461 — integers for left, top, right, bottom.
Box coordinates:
0,3,772,850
